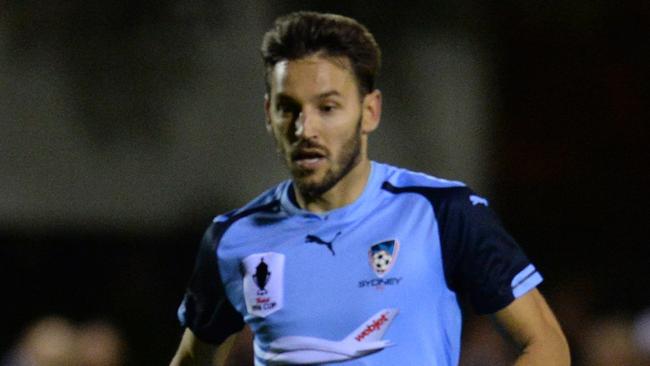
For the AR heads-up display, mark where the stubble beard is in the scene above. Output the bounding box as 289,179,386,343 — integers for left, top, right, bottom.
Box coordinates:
281,117,363,201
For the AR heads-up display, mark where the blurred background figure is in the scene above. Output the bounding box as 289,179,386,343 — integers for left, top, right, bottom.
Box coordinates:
76,321,126,366
2,317,126,366
581,315,645,366
2,316,77,366
632,309,650,365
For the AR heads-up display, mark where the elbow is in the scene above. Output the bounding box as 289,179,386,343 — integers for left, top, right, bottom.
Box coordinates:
521,327,571,366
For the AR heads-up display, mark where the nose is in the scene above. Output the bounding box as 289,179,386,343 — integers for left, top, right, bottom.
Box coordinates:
294,112,305,137
294,109,317,139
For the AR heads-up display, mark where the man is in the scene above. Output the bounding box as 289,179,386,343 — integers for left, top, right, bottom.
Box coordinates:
171,11,570,366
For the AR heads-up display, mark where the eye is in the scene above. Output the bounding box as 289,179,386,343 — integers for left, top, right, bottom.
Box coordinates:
276,102,299,118
319,104,337,113
276,103,289,114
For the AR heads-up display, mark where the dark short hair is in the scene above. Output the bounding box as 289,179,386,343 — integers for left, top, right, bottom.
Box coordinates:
261,11,381,95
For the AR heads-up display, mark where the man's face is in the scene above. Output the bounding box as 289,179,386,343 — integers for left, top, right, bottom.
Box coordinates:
265,55,365,199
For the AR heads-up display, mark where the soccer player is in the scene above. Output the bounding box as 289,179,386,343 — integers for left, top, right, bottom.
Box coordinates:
170,11,570,366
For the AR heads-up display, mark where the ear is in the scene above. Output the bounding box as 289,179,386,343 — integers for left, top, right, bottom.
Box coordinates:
361,89,382,134
264,94,272,133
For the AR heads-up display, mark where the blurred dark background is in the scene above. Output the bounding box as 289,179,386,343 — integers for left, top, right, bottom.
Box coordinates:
1,1,648,365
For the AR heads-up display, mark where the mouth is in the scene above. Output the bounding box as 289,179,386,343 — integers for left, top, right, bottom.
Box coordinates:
291,149,327,170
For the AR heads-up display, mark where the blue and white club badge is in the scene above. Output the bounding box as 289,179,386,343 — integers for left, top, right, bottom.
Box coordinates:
368,240,400,278
242,252,285,318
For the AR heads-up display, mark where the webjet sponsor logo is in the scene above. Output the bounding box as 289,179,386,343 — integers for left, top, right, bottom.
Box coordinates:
354,312,390,342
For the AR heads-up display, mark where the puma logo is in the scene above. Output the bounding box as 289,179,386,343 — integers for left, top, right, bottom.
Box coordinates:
305,231,341,256
469,194,488,206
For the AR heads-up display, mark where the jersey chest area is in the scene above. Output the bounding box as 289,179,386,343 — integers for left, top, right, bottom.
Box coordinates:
218,196,450,341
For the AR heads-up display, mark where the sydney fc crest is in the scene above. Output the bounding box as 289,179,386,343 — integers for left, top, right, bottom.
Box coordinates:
368,240,400,277
242,252,284,318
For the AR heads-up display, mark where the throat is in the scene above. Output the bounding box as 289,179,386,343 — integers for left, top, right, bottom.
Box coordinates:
296,158,371,213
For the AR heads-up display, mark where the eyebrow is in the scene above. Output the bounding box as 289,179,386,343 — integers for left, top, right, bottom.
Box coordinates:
275,90,342,104
314,91,342,100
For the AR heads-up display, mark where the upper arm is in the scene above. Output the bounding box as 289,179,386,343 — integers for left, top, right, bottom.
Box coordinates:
429,188,568,362
220,325,254,366
434,187,543,314
171,326,254,366
493,289,570,365
178,222,244,343
170,328,218,366
173,222,247,365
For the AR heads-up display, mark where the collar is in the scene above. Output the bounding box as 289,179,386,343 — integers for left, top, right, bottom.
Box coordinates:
279,161,385,223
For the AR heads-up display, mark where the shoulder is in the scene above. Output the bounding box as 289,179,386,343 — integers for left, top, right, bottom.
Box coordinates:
212,181,287,225
201,181,288,245
376,162,481,206
378,162,467,189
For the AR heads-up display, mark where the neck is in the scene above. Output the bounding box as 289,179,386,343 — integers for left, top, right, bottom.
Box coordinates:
295,157,372,213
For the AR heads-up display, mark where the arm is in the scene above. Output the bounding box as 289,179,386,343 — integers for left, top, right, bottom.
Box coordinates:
173,221,248,365
493,289,570,366
221,325,254,366
170,327,254,366
170,328,218,366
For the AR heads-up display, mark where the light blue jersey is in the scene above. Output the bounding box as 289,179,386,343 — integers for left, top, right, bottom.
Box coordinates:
178,162,542,365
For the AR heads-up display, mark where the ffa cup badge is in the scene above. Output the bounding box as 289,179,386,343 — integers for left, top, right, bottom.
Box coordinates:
368,240,400,277
242,252,285,318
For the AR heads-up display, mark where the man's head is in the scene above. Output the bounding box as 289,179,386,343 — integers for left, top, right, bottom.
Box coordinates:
261,12,382,201
261,11,381,96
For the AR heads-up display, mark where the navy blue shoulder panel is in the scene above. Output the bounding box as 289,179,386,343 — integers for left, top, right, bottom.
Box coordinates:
180,201,280,344
382,181,533,314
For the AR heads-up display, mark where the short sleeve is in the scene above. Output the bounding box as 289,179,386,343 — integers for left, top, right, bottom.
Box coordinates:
177,221,244,344
436,188,543,314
